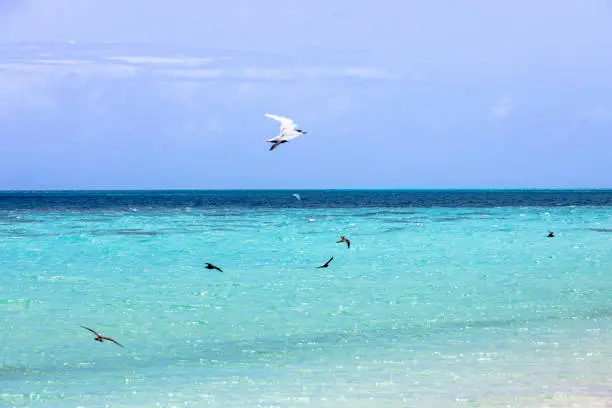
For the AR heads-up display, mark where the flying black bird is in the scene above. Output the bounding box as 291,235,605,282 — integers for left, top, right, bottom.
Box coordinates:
336,236,351,249
547,231,554,238
317,256,334,269
205,262,223,272
80,326,124,348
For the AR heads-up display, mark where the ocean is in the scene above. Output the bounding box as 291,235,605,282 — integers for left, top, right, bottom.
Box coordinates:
1,190,612,407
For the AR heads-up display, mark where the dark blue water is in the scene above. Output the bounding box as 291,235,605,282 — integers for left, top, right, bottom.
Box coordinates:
1,189,611,211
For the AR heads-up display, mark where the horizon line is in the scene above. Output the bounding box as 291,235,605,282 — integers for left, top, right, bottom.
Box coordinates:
1,188,612,193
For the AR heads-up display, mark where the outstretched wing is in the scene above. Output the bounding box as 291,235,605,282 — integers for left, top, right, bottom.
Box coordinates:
324,256,334,266
265,114,297,132
206,263,223,272
102,336,125,348
80,325,99,336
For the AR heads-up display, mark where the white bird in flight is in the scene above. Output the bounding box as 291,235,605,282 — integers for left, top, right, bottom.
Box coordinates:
264,114,307,151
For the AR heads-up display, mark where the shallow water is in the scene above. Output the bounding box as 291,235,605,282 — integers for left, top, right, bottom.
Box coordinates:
1,190,612,407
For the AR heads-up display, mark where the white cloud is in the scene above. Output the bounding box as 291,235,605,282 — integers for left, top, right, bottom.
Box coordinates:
157,66,391,82
0,61,137,80
32,59,95,65
106,56,215,66
0,59,137,114
0,50,392,84
342,67,393,79
159,68,225,79
0,44,394,114
491,95,513,118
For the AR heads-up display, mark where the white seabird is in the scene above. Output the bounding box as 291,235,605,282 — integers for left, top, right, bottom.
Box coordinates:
264,114,307,151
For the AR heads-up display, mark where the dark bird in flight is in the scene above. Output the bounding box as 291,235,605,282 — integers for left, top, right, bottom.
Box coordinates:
317,256,334,269
547,231,554,238
205,262,223,272
336,236,351,248
80,326,124,348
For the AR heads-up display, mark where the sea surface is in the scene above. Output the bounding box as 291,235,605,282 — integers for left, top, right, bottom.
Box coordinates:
1,190,612,408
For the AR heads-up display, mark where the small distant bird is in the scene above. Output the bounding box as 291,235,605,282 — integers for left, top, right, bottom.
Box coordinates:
317,256,334,269
293,193,301,201
265,114,307,151
205,262,223,272
80,326,124,348
336,236,351,249
547,231,554,238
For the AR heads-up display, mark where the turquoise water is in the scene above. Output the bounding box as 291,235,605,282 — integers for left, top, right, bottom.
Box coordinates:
2,191,612,407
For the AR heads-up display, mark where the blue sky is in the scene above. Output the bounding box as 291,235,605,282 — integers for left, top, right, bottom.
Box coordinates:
1,0,611,189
